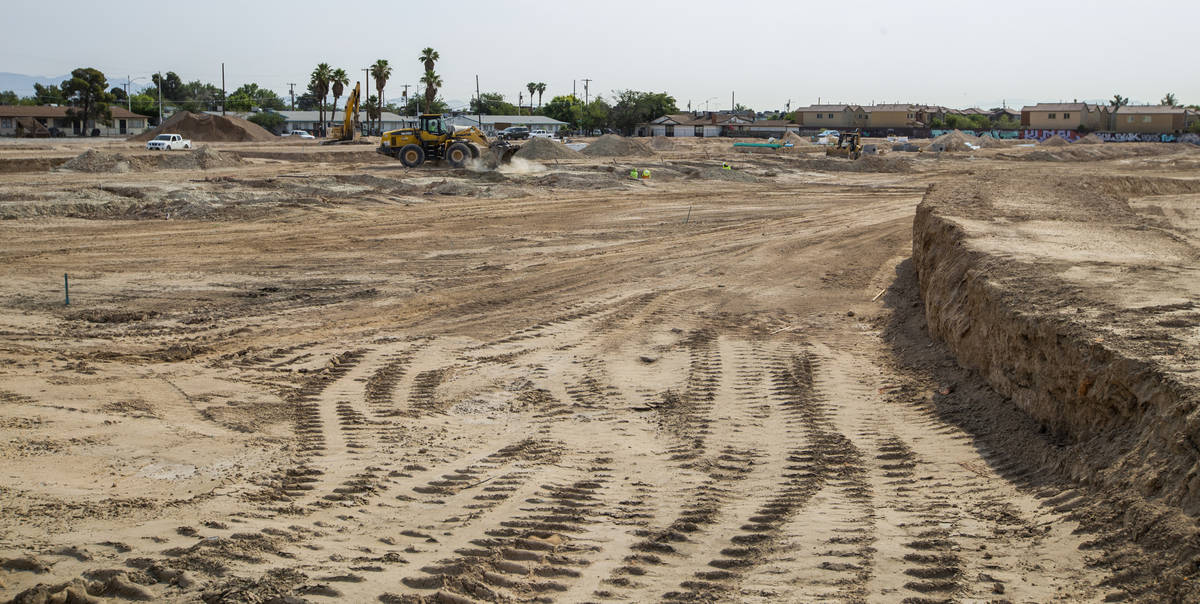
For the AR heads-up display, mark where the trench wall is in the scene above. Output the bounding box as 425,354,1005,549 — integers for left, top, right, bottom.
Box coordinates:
912,191,1200,514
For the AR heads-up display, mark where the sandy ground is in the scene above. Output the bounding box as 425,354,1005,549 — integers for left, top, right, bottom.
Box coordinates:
1,137,1199,602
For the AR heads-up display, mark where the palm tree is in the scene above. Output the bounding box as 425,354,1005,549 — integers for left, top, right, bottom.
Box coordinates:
330,68,349,124
310,63,332,134
371,59,392,133
418,47,439,74
526,82,537,114
1162,92,1178,107
1110,94,1129,109
536,82,546,110
420,70,442,114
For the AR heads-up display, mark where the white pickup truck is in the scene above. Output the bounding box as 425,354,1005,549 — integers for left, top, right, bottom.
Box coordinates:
529,129,553,139
145,134,191,150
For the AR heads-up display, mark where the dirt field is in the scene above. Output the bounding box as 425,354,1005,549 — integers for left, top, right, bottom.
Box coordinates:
1,137,1199,603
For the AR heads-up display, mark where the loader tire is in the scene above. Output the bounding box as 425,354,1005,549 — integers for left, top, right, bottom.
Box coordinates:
398,144,425,168
446,142,471,168
467,143,481,159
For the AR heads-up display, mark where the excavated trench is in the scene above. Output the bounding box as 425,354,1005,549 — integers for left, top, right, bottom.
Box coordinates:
913,172,1200,513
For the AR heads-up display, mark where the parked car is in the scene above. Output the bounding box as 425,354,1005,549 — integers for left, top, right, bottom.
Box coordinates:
145,134,191,150
529,129,553,139
497,126,530,140
282,130,315,139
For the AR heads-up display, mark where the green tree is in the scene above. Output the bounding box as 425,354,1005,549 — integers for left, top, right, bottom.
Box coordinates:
129,93,158,119
581,96,611,132
0,90,18,105
330,68,349,123
150,72,184,104
401,94,447,115
226,83,285,112
247,111,286,133
420,70,442,114
364,94,380,131
33,82,65,105
310,63,332,131
994,115,1020,130
61,68,113,136
1110,94,1129,109
610,90,677,134
525,82,538,114
470,92,518,115
370,59,392,131
535,83,546,110
541,94,583,127
109,86,127,103
1161,92,1178,107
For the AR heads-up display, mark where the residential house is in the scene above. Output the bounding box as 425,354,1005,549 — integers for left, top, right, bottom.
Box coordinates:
639,112,798,138
864,104,923,129
444,114,568,136
0,105,150,136
794,104,866,129
1020,102,1108,131
989,107,1021,124
1113,105,1189,134
275,110,417,135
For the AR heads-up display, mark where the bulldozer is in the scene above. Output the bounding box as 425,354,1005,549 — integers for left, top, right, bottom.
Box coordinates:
825,129,864,159
322,82,362,145
377,114,520,168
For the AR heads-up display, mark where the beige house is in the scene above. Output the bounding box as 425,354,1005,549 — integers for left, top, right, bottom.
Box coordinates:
1113,105,1188,134
795,104,866,128
1020,102,1109,130
864,104,922,129
0,105,149,136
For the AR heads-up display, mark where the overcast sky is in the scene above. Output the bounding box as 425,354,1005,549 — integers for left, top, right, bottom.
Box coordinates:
4,0,1197,110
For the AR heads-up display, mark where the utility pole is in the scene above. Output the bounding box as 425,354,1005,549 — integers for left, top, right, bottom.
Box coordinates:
157,71,162,125
731,91,735,113
288,83,296,110
401,84,411,115
362,68,371,134
126,76,131,111
475,74,482,128
573,79,576,100
221,62,225,115
582,78,591,106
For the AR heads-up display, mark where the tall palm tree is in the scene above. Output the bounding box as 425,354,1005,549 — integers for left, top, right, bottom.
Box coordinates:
330,68,349,123
418,48,439,74
420,70,442,114
536,82,546,110
371,59,392,133
526,82,537,114
1162,92,1178,107
310,62,332,134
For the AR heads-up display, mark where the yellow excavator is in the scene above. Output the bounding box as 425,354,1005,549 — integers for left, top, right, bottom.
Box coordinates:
377,114,520,168
825,129,864,159
322,82,361,145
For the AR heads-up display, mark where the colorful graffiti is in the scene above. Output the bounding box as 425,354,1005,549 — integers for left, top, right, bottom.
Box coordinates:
931,129,1020,139
1017,130,1191,143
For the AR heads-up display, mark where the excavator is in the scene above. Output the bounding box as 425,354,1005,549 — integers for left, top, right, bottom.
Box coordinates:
377,114,520,169
322,82,362,145
825,129,864,159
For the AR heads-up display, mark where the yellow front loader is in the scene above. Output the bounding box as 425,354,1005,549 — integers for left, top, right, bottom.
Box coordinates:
825,129,864,159
377,114,519,168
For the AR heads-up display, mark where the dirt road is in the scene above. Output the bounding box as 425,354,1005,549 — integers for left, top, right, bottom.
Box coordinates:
1,140,1197,602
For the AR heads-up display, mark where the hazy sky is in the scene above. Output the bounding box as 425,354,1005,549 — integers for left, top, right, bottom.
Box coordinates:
4,0,1197,110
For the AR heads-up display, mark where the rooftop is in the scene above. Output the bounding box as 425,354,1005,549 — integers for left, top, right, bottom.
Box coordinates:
0,104,144,119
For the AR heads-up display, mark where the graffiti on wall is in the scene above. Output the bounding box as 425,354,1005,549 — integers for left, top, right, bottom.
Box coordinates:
1018,130,1188,143
931,129,1020,139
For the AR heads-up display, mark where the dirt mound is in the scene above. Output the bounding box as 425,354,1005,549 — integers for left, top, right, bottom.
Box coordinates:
782,131,809,146
1074,133,1105,145
130,111,276,142
1039,135,1071,147
923,130,979,152
58,147,243,173
514,137,584,160
581,134,654,157
975,133,1007,148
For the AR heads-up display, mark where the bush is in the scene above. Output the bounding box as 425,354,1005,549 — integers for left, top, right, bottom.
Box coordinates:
248,111,286,134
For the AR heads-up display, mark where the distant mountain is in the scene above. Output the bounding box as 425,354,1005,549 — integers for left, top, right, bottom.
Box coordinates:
0,72,73,98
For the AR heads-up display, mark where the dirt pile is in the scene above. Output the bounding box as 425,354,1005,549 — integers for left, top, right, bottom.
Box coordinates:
513,137,584,160
782,131,809,146
58,147,243,173
923,130,979,152
648,136,675,151
130,111,276,143
975,133,1007,148
1074,133,1105,145
1039,135,1071,147
581,134,655,157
